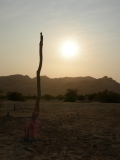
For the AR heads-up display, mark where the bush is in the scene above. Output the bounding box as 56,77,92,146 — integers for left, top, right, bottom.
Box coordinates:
64,89,77,102
86,93,96,102
96,90,120,103
7,92,25,101
56,95,64,100
0,90,3,114
42,94,54,101
77,95,86,101
0,100,3,114
25,95,37,100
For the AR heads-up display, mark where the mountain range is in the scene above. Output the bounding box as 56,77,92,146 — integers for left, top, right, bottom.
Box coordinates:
0,74,120,96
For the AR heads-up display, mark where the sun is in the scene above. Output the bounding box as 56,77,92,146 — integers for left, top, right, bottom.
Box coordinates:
60,40,79,58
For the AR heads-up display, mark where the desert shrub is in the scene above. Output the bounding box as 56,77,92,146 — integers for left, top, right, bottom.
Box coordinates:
7,92,25,101
56,95,64,100
77,95,86,101
0,90,3,114
64,89,77,102
0,100,3,114
42,94,54,100
86,93,96,102
96,90,120,103
0,95,6,100
25,95,37,100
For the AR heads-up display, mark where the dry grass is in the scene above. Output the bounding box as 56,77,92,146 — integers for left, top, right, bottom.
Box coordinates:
0,100,120,160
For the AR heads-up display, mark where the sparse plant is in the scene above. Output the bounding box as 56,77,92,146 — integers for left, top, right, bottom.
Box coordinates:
7,92,25,101
56,94,64,100
86,93,96,102
96,90,120,103
0,90,3,115
64,89,77,102
77,95,86,101
43,94,54,101
25,95,37,100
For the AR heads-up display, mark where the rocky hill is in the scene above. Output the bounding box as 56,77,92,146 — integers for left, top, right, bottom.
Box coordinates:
0,74,120,96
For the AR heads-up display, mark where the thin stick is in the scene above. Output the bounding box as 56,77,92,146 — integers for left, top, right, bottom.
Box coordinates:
33,33,43,119
24,33,43,141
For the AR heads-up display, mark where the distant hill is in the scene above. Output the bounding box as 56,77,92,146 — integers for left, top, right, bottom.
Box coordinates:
0,74,120,96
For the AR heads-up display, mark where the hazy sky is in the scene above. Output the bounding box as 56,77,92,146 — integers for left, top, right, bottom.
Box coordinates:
0,0,120,82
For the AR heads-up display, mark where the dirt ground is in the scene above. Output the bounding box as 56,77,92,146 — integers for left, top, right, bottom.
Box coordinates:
0,100,120,160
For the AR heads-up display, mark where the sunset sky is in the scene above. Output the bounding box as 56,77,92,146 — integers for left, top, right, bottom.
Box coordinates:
0,0,120,82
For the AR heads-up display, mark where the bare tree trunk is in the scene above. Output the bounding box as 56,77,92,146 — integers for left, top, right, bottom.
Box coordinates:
32,32,43,119
24,33,43,141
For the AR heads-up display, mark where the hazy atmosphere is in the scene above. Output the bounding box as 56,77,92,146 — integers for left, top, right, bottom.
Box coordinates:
1,1,120,159
0,0,120,82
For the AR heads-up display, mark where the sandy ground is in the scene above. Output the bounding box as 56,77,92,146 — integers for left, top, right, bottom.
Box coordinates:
0,100,120,160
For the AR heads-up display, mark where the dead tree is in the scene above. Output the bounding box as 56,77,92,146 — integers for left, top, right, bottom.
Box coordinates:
33,32,43,119
24,33,43,141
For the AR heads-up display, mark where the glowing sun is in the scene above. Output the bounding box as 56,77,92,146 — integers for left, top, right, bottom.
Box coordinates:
60,40,79,58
